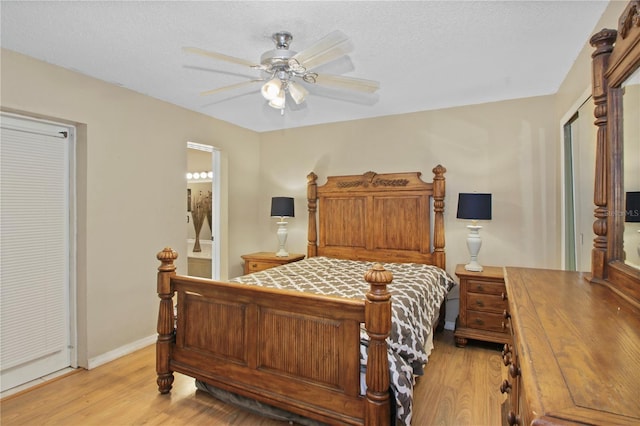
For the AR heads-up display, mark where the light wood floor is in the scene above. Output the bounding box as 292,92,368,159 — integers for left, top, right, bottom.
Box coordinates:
0,331,505,425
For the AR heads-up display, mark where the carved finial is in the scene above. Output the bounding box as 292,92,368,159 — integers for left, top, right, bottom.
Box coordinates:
307,171,317,185
364,263,392,282
590,28,617,57
433,164,446,178
157,247,178,272
364,264,393,301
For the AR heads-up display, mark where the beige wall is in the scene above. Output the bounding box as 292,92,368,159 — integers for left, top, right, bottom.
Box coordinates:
259,96,559,274
0,0,627,366
1,48,260,365
258,96,558,324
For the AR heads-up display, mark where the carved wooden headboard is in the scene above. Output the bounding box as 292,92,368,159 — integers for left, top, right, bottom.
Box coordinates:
306,166,446,269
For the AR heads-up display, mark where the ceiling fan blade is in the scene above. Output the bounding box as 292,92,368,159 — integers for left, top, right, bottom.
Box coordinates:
183,46,260,69
305,83,380,106
313,73,379,93
292,30,353,70
200,79,263,96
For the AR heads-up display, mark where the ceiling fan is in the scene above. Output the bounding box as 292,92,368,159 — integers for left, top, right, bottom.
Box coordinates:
183,30,380,114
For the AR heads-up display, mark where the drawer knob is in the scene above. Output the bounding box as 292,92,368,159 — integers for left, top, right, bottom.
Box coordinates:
502,344,512,366
503,354,512,366
474,318,485,326
507,411,521,425
476,284,484,291
501,292,507,301
500,379,511,394
509,364,521,378
501,344,511,357
503,310,511,319
475,299,484,307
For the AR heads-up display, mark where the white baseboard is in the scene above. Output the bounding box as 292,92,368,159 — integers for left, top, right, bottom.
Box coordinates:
87,334,156,370
444,321,456,331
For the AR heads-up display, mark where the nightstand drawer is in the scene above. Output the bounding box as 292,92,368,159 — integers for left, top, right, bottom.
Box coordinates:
467,279,505,295
245,261,274,273
241,252,305,275
466,311,507,333
466,292,507,313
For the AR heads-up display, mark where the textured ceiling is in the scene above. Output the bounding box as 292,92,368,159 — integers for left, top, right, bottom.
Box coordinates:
1,1,609,132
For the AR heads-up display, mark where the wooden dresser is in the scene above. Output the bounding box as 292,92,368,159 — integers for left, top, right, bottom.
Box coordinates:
501,267,640,425
454,265,510,347
241,252,305,274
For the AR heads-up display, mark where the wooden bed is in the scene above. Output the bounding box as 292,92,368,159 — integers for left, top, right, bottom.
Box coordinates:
156,166,447,426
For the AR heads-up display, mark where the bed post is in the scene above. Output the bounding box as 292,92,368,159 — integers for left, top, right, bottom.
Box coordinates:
432,165,447,270
307,172,318,258
364,264,392,425
156,247,177,394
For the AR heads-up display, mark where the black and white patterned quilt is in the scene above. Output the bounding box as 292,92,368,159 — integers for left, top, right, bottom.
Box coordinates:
228,256,455,426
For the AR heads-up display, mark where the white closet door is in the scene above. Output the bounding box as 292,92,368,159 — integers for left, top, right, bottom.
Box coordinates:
0,114,72,392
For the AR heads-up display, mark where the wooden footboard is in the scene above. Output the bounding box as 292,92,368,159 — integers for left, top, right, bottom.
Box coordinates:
156,248,392,425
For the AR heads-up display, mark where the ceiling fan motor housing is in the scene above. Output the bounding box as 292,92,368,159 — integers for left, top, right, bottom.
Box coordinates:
272,31,292,49
260,48,296,66
260,31,297,69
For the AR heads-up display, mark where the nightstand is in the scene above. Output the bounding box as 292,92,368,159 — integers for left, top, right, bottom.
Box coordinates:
454,264,510,347
241,252,305,275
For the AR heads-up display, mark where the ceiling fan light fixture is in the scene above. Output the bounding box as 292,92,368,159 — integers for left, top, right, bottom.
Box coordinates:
288,81,308,105
268,89,286,109
261,77,282,100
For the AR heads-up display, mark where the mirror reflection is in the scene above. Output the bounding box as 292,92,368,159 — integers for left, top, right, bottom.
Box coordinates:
622,66,640,268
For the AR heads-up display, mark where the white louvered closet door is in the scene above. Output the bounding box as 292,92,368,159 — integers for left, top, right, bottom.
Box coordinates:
0,114,74,392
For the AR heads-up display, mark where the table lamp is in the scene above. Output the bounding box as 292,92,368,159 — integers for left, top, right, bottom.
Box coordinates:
271,197,295,257
457,193,492,272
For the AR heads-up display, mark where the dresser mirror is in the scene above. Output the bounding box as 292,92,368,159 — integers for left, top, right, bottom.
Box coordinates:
590,0,640,307
622,66,640,269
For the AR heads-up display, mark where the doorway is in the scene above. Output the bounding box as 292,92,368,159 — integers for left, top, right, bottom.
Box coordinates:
186,142,221,280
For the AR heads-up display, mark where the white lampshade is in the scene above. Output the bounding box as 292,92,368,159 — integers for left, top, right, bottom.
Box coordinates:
261,78,282,101
268,89,286,109
288,81,308,105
